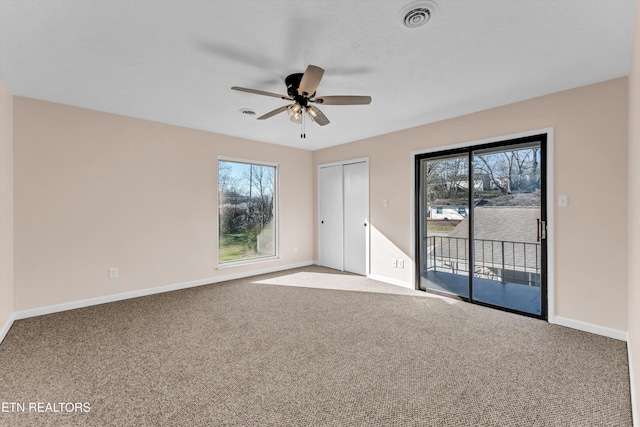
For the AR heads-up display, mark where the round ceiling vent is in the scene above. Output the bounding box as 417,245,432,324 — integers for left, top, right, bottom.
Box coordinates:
399,1,438,29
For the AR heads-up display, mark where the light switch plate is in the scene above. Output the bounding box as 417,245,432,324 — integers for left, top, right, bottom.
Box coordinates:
558,195,568,207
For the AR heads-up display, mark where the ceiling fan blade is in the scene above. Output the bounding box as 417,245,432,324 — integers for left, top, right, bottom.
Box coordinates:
298,65,325,96
231,86,291,100
257,105,289,120
313,95,372,105
306,105,330,126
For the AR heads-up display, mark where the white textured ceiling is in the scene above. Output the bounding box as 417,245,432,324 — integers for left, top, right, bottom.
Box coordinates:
0,0,635,150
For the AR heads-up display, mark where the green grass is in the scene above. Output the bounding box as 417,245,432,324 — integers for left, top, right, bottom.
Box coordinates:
427,225,456,233
219,233,257,262
426,219,460,234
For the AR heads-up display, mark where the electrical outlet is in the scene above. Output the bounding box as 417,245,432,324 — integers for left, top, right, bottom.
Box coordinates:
108,268,118,279
397,259,404,269
392,259,397,268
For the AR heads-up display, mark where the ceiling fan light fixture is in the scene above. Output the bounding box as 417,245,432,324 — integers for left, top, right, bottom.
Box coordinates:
306,106,318,122
399,1,438,29
287,104,302,124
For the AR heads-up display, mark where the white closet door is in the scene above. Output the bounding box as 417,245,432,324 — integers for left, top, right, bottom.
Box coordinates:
343,161,368,275
319,165,344,270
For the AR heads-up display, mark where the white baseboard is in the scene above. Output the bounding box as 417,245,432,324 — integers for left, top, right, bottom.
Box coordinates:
630,341,638,427
14,261,315,321
0,312,15,345
368,273,413,289
552,316,628,341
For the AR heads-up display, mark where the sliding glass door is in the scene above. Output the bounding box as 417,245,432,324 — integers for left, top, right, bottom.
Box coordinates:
416,135,547,319
419,153,471,298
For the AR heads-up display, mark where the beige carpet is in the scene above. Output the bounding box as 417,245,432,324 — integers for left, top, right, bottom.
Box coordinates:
0,266,632,426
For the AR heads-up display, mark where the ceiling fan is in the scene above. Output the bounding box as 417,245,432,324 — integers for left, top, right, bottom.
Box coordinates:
231,65,371,137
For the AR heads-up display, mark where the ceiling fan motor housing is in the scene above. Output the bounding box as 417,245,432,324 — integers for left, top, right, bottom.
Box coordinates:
285,73,315,103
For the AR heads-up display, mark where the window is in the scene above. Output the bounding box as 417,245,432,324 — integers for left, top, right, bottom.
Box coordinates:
218,159,277,265
436,207,443,214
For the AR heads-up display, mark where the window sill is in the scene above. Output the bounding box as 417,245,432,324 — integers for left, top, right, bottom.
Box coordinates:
216,256,279,270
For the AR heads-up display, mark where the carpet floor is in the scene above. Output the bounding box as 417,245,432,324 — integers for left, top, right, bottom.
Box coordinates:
0,266,632,426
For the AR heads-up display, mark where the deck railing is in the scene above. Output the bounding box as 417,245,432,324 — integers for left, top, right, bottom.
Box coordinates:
425,236,541,287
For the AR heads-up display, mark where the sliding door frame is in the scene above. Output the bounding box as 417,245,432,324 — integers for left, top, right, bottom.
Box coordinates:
410,128,555,322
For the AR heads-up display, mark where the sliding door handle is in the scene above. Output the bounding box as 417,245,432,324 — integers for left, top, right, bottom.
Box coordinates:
537,219,547,241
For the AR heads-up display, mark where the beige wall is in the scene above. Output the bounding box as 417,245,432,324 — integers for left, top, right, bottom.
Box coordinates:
11,78,631,332
628,0,640,420
13,98,314,311
314,77,629,332
0,76,14,331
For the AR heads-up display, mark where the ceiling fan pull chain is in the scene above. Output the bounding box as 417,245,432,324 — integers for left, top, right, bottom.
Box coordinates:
301,109,306,138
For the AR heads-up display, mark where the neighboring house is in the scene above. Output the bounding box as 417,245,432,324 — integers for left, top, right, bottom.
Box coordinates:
219,201,249,211
453,178,485,191
429,205,468,220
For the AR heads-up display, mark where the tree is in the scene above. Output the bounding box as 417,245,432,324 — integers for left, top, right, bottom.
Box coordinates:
241,165,273,228
476,154,509,195
424,157,468,201
475,148,540,195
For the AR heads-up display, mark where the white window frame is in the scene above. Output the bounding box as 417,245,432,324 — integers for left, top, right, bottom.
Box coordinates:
217,156,280,269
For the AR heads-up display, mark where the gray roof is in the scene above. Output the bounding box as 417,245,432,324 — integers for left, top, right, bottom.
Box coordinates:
449,207,540,244
429,207,541,273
